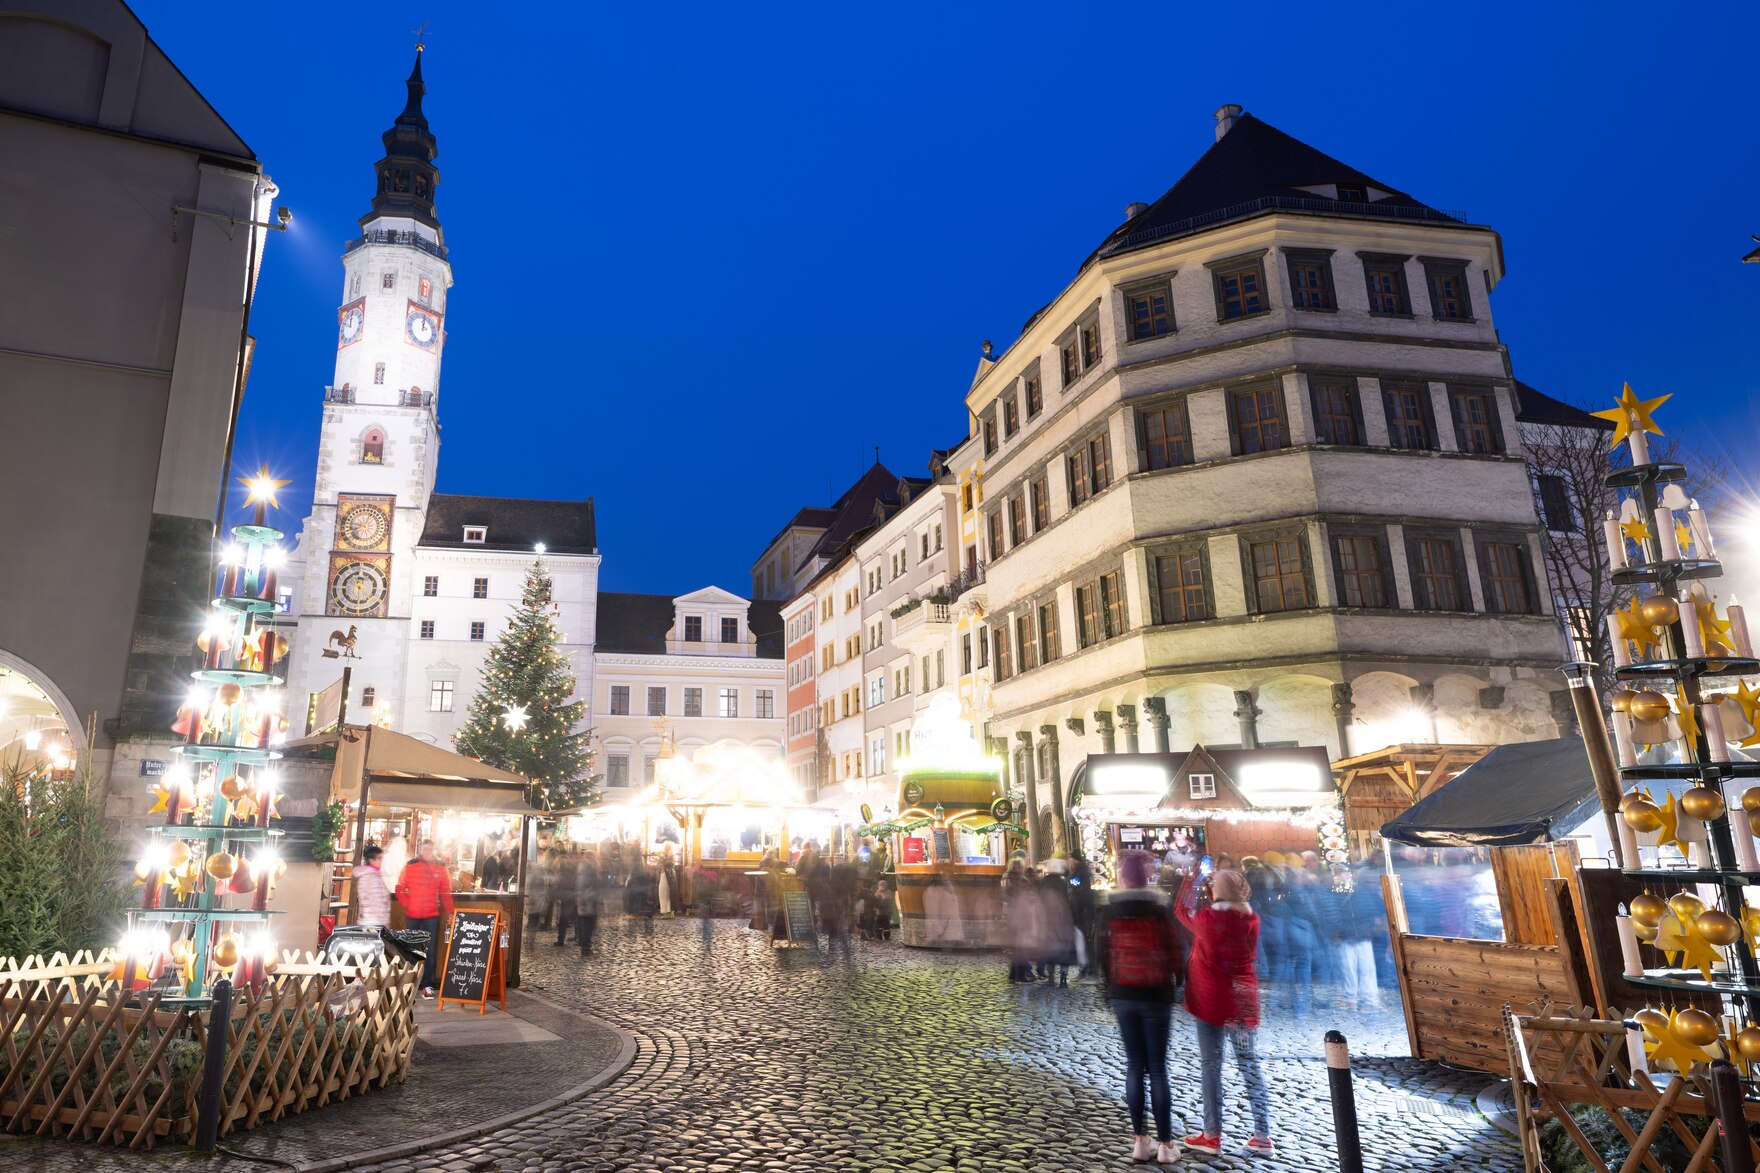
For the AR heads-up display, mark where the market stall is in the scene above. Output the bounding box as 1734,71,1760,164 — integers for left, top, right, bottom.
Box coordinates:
283,722,544,987
1071,745,1341,886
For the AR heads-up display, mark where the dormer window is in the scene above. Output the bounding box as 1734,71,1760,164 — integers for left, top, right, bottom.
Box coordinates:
463,526,486,544
361,428,385,463
1337,185,1367,202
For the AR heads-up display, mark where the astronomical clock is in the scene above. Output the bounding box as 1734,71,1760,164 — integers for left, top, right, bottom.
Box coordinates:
327,495,394,618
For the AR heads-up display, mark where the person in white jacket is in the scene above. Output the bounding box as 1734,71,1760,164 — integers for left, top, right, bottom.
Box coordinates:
355,844,392,929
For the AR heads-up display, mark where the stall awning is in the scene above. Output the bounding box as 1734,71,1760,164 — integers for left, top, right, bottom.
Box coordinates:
285,724,540,814
1378,737,1599,849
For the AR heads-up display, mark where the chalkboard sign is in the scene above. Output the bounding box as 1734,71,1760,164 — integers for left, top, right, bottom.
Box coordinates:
782,890,816,946
930,826,952,863
438,909,504,1014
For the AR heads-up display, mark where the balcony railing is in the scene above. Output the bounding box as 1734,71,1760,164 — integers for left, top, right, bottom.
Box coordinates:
894,601,951,639
344,228,448,260
322,387,432,408
947,564,986,602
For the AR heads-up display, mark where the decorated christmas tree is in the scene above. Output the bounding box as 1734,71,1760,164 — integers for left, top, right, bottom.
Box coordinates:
453,558,595,810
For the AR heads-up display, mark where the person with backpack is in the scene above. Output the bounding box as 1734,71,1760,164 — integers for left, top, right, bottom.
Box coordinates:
1176,867,1273,1157
1095,849,1180,1165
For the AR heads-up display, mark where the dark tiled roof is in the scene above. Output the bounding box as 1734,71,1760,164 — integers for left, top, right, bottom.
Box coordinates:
419,494,596,554
803,463,901,564
594,593,785,660
1092,113,1460,267
1512,381,1613,430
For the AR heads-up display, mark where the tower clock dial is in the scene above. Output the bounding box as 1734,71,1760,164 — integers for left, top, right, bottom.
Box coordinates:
330,561,388,617
405,303,439,349
337,299,365,348
340,503,389,549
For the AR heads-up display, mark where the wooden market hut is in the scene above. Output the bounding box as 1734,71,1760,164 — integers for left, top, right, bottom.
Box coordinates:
1334,742,1492,860
1376,737,1606,1073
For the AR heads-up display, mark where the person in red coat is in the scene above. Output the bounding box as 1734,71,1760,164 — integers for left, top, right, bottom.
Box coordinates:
1176,867,1272,1156
395,840,455,998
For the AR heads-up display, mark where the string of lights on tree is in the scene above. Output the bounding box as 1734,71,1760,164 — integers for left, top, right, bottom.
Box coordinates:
1589,386,1760,1074
115,470,295,1002
451,557,595,810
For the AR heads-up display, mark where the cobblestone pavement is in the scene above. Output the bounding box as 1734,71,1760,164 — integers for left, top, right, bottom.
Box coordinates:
350,917,1522,1173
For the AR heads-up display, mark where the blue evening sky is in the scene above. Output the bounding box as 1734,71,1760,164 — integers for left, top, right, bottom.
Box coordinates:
138,1,1759,594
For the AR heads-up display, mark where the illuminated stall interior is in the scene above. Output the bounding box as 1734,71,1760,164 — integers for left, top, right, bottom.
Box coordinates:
0,663,79,775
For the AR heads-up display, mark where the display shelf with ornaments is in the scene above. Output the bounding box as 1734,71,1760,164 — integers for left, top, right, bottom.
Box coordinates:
1588,386,1760,1072
114,470,294,1006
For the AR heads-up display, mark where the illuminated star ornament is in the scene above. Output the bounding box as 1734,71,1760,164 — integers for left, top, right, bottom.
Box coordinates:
502,705,530,733
238,465,292,510
1590,382,1671,450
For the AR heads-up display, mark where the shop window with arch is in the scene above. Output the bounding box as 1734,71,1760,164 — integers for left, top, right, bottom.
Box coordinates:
361,428,385,464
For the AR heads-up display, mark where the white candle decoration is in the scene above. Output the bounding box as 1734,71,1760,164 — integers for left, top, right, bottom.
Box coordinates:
1729,599,1754,658
1608,614,1632,667
1704,702,1732,765
1732,803,1759,873
1604,511,1628,571
1627,1027,1649,1077
1654,506,1680,560
1679,599,1705,659
1692,839,1714,868
1688,499,1714,558
1630,428,1650,466
1611,710,1638,767
1617,913,1644,978
1618,818,1641,869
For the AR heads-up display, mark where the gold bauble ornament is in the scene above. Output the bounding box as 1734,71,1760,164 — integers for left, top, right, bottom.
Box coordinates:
1629,893,1668,926
1673,1007,1721,1047
170,937,194,966
166,841,191,867
1634,1007,1671,1038
216,682,243,706
204,851,237,881
1629,690,1671,722
1738,1027,1760,1063
1742,788,1760,813
1748,808,1760,840
1682,786,1727,822
1668,892,1707,921
1619,790,1650,813
218,773,248,802
1623,800,1663,833
1635,920,1660,943
1707,639,1735,659
1610,689,1636,714
211,934,240,969
1640,595,1682,627
1698,909,1742,947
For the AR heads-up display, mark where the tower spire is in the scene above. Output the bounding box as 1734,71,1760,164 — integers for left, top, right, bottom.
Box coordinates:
362,49,442,235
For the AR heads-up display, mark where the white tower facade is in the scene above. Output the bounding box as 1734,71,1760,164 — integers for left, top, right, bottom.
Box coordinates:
283,51,451,726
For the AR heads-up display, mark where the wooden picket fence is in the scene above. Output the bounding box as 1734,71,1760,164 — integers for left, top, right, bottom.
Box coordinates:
1505,1004,1760,1173
0,948,419,1149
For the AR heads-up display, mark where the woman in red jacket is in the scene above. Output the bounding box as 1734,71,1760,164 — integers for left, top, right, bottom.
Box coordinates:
1176,867,1272,1156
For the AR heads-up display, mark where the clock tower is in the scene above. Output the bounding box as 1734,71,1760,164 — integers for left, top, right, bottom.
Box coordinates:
283,49,452,726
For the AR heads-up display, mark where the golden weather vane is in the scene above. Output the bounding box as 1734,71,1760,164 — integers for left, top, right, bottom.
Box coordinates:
411,20,430,52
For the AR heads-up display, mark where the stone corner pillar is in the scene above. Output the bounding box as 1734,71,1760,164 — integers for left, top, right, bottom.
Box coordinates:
1015,729,1041,863
1330,683,1354,760
1039,723,1065,850
1232,689,1261,750
1116,704,1139,753
1092,710,1115,754
1142,697,1170,754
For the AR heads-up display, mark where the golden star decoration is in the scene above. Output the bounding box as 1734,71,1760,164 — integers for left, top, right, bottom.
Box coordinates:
1743,907,1760,953
1674,693,1702,745
1725,1022,1752,1076
1700,602,1735,656
1590,382,1671,450
171,864,201,901
1733,681,1760,748
1619,514,1653,546
1616,597,1662,659
1654,793,1686,857
1645,1008,1718,1074
148,784,172,815
237,464,292,510
1676,518,1695,557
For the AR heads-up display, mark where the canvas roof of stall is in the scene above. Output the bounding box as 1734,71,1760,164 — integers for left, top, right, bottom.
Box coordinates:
283,724,543,816
1378,737,1599,849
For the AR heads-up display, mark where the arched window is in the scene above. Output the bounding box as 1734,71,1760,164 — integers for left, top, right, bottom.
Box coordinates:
362,428,385,464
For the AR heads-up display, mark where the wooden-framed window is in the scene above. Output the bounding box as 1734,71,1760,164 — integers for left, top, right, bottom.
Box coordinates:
1003,394,1020,437
1038,602,1060,663
992,624,1012,680
1075,583,1100,648
1309,378,1360,445
684,615,703,642
989,509,1006,559
609,685,631,715
1024,368,1043,418
1099,571,1127,637
1016,612,1039,671
423,575,438,597
1382,382,1433,450
472,576,488,599
1068,445,1090,507
1230,386,1285,454
1331,533,1387,608
429,680,453,712
1008,493,1027,546
1060,340,1080,387
1088,433,1113,492
1248,536,1309,613
1060,314,1103,387
1068,431,1112,505
1360,253,1411,315
1285,250,1336,310
647,686,666,716
1449,386,1504,454
1423,259,1474,321
1210,255,1268,320
1140,403,1192,470
1030,476,1049,532
982,413,998,455
1409,535,1467,611
1153,549,1208,624
1536,474,1573,532
721,616,739,642
1126,280,1175,340
1480,539,1535,614
1081,319,1102,368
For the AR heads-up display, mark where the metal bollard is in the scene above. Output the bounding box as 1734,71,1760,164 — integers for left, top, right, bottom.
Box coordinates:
1711,1059,1755,1173
1325,1029,1365,1173
194,977,235,1153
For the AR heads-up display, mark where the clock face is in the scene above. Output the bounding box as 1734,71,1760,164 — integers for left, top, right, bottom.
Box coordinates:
337,300,365,348
340,504,389,549
405,306,438,349
331,562,388,617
